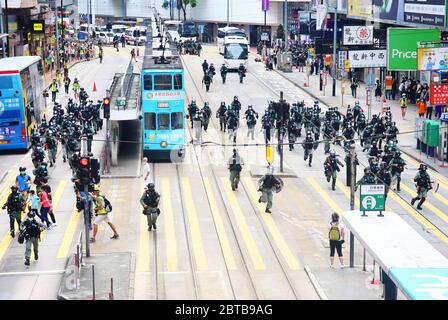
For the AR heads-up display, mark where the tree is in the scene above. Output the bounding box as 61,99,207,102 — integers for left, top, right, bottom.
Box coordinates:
178,0,198,21
276,24,284,40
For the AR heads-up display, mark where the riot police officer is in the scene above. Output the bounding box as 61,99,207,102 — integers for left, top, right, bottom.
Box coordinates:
188,100,199,129
258,169,282,213
3,186,25,237
355,168,376,191
238,63,246,84
227,110,239,143
202,71,212,92
220,64,228,84
228,149,244,191
411,163,432,210
216,102,228,132
246,111,257,140
201,102,212,132
389,151,406,192
377,161,392,201
302,130,316,167
140,183,161,231
45,129,58,167
324,150,344,190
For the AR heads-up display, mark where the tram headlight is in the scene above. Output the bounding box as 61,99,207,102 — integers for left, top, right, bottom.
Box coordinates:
160,141,168,148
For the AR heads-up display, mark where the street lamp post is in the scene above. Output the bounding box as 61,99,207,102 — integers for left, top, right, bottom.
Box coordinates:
4,0,9,57
227,0,229,26
332,3,337,97
284,0,288,50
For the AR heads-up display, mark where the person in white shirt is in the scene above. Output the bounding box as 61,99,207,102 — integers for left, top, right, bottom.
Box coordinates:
328,212,345,268
142,157,151,185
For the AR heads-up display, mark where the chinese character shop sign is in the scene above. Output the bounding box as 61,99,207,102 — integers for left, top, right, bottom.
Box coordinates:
343,26,373,45
348,50,386,68
430,84,448,105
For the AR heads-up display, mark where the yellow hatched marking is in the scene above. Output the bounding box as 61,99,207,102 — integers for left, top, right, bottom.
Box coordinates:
181,177,208,271
162,177,178,272
400,184,448,223
220,177,266,270
307,178,344,213
56,207,81,258
203,178,237,270
387,191,448,244
242,177,300,270
136,213,151,272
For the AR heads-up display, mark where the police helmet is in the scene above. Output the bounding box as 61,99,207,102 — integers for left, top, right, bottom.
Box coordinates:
402,93,406,97
395,151,401,157
329,149,336,157
234,96,238,100
419,163,427,171
364,168,371,174
10,185,18,191
19,167,26,172
147,183,155,190
27,211,36,218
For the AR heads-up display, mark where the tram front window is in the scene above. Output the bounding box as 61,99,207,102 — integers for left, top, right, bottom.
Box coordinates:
158,113,170,130
154,74,172,90
224,44,248,60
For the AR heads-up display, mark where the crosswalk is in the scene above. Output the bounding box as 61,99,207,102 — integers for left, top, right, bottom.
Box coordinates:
0,168,447,273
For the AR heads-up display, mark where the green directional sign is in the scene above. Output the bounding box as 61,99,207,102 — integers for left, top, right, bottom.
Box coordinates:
116,97,126,107
360,184,385,212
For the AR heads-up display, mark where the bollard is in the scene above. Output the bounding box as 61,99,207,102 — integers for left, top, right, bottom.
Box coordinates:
109,278,114,300
92,265,96,300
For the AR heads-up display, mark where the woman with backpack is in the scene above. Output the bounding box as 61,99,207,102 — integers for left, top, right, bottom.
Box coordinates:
328,212,345,268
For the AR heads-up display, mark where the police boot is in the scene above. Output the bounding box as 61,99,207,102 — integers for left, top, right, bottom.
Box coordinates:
24,258,30,266
332,178,336,191
152,223,157,230
397,177,401,192
34,252,38,260
411,197,418,206
50,162,53,167
417,197,426,210
309,155,313,167
63,156,66,163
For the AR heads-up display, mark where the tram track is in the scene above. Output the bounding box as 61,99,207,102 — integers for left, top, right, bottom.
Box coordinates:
181,54,303,299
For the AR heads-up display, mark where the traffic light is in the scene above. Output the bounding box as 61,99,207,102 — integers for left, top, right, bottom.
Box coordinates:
90,158,101,184
78,156,90,185
103,97,110,119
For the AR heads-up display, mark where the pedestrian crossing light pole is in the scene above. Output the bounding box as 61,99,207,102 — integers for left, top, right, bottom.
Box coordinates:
332,1,337,97
79,155,91,257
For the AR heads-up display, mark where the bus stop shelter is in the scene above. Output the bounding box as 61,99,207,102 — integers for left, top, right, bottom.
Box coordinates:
343,210,448,300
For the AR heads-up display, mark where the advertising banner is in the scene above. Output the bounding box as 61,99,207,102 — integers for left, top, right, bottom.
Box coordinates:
316,5,327,31
385,75,393,90
387,28,440,71
372,0,405,22
417,47,448,71
348,49,387,68
404,0,445,27
348,0,372,18
343,26,373,45
262,0,269,11
430,84,448,105
338,51,347,69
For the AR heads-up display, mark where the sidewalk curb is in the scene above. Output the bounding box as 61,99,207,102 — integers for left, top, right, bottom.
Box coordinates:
304,265,328,300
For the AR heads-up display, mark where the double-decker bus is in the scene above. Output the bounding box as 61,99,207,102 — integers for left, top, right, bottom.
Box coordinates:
141,38,185,161
0,56,44,150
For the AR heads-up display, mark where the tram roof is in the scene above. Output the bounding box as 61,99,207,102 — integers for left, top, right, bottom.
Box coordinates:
142,36,183,70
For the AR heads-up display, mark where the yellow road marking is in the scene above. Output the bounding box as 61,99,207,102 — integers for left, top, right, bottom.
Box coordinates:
432,191,448,208
334,180,361,209
388,191,448,244
0,173,19,214
220,177,266,270
242,177,300,270
0,233,12,261
203,177,237,270
56,207,81,258
307,178,344,213
181,177,208,271
400,184,448,223
162,177,178,272
136,213,151,272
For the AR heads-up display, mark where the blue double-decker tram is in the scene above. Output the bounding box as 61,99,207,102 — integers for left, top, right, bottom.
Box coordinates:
141,37,185,161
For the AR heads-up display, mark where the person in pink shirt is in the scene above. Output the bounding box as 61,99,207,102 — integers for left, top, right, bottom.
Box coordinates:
38,188,53,229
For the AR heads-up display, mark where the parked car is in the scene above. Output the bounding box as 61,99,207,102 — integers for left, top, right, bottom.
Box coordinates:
98,32,115,45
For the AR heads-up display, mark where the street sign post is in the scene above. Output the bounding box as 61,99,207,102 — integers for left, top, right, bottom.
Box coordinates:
360,184,386,216
366,88,372,120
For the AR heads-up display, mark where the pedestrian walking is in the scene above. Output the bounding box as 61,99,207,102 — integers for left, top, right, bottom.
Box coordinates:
64,76,71,94
228,149,244,191
19,210,46,266
131,48,137,62
257,170,282,213
56,71,63,87
142,157,152,185
374,79,382,102
399,94,408,119
72,78,80,99
29,190,39,217
350,77,358,98
38,186,53,229
140,183,160,231
16,167,31,195
328,212,345,268
98,47,103,64
90,185,119,242
49,79,58,102
426,103,434,119
417,99,426,118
